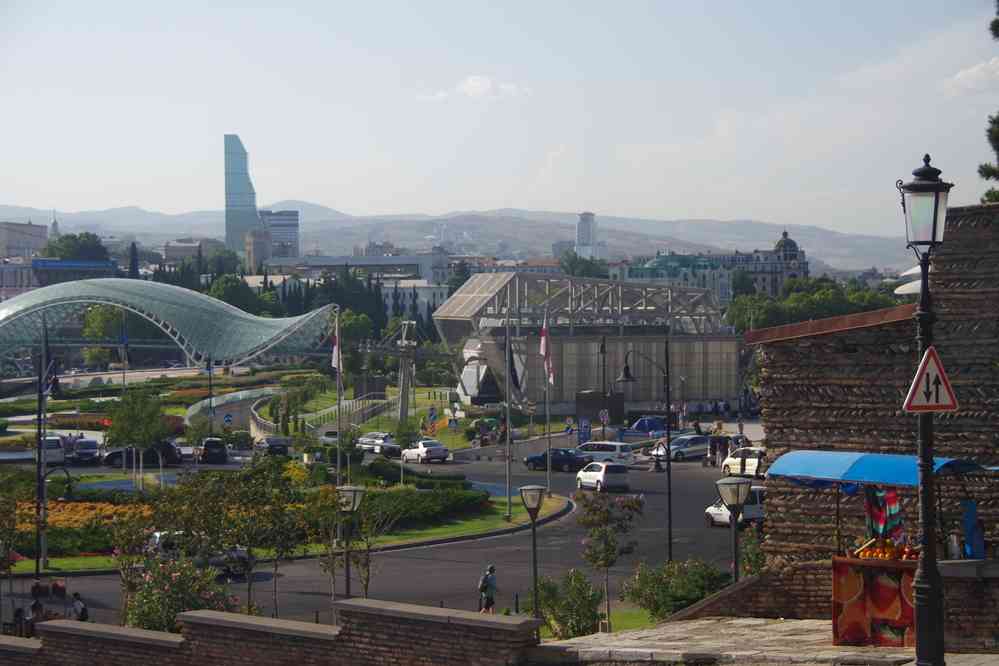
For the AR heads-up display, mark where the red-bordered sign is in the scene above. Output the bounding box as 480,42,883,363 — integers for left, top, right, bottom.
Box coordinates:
903,346,958,413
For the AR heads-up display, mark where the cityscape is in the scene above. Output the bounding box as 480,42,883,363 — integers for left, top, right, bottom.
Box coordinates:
2,3,999,666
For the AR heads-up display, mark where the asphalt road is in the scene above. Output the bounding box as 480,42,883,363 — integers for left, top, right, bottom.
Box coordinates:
11,456,736,625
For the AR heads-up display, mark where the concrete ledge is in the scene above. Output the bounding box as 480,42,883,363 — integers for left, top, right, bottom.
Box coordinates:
334,598,544,632
36,620,185,649
179,610,341,641
0,635,42,655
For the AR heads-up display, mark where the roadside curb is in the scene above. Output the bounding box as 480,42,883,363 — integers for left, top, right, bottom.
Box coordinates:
11,495,575,579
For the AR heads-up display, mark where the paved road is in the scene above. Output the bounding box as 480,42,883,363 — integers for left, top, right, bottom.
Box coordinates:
15,456,738,625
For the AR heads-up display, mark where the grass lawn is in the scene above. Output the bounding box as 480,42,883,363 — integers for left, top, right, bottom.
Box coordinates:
162,405,188,417
75,472,128,483
11,495,569,574
300,387,354,414
538,605,656,639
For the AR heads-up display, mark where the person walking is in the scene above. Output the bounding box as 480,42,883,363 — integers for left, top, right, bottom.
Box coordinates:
72,592,89,621
478,564,497,614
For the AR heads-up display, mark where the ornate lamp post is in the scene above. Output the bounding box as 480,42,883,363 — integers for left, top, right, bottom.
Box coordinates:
616,325,674,562
897,154,953,666
519,484,546,618
337,485,366,598
716,476,752,582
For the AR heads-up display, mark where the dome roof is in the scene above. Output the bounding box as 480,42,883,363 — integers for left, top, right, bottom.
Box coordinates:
774,231,799,254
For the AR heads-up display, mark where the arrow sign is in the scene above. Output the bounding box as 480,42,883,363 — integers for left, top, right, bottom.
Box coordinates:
903,346,958,413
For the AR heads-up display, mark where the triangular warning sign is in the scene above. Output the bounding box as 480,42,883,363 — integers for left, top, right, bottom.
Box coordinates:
903,346,958,413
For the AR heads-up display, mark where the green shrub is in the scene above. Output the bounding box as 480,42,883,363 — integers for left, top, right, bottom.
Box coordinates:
740,527,766,578
126,558,236,632
620,559,730,621
362,486,489,528
0,418,7,434
14,525,114,557
0,401,38,418
527,568,604,639
367,457,466,484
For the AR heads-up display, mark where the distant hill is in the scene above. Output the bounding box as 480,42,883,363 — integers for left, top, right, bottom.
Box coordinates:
0,202,911,271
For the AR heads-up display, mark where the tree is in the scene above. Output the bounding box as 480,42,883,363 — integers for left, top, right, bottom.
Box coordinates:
209,274,261,314
105,389,170,489
338,310,374,378
81,304,116,367
127,242,140,278
110,511,155,624
304,486,345,620
527,568,603,639
574,491,644,631
559,251,609,278
447,260,472,296
981,7,999,203
42,232,109,261
254,460,304,617
731,270,755,297
350,500,401,598
0,468,31,630
126,558,235,632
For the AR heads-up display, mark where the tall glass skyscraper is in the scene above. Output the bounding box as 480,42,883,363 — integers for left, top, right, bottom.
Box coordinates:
224,134,260,252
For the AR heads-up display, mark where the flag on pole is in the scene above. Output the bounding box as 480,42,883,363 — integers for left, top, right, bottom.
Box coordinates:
119,313,130,368
540,312,555,385
331,313,341,371
41,314,55,396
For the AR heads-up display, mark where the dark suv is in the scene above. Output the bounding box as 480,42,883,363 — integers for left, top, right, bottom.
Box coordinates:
199,438,228,464
523,448,591,472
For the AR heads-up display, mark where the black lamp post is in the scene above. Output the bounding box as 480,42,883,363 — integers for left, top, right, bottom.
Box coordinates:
616,323,673,562
600,336,607,439
337,485,366,598
716,476,752,582
897,154,953,666
519,484,546,618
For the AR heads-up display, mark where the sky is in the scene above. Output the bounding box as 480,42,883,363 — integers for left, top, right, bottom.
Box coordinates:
1,1,997,236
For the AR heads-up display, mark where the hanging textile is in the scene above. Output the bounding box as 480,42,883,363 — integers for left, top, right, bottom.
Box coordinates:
864,487,903,541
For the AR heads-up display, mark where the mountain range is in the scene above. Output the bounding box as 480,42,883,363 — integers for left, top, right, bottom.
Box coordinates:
0,202,911,272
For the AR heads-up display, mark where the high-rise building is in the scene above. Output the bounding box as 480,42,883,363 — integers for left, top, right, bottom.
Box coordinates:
224,134,260,252
0,221,48,259
259,210,300,258
575,211,598,259
245,227,272,273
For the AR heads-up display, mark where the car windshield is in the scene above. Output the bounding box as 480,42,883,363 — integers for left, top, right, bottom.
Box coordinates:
76,441,98,450
45,441,61,449
605,465,628,474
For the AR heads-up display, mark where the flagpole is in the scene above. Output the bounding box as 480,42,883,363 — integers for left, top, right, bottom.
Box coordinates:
34,317,46,579
505,283,512,522
545,365,551,497
334,307,342,487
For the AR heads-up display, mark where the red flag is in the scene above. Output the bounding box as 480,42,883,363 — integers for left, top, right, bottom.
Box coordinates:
331,313,341,371
540,312,554,385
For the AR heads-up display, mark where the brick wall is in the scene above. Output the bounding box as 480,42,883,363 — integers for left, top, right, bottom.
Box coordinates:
0,599,542,666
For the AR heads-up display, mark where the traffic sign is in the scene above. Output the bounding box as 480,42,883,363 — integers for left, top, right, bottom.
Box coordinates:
903,346,958,413
598,408,609,425
223,413,233,426
577,418,592,445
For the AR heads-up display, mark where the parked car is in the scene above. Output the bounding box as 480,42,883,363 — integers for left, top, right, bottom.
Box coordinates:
357,432,401,457
660,435,710,461
198,437,228,464
66,438,101,465
523,448,591,472
35,436,65,466
319,428,339,445
102,441,181,467
256,437,291,457
575,462,630,492
574,441,634,464
148,531,250,578
721,447,767,477
401,439,449,464
704,486,766,527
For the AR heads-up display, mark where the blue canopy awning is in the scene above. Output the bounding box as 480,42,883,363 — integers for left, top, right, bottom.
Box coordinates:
766,451,984,490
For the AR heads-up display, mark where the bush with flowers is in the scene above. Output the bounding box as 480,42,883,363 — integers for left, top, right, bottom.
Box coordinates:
125,557,237,632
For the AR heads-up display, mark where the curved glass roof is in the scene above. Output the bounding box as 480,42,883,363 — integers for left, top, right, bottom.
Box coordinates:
0,278,333,365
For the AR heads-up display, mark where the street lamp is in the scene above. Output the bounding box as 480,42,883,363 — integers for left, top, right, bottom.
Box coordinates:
897,154,953,666
337,485,366,598
519,484,546,618
615,323,674,562
716,476,752,582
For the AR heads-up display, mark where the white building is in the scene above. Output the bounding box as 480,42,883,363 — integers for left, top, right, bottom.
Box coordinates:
0,258,38,301
260,210,300,258
0,221,47,259
381,278,449,320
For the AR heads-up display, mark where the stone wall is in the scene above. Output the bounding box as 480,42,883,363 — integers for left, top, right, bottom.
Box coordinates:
0,599,542,666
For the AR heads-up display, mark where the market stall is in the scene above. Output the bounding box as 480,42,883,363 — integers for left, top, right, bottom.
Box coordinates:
766,451,986,649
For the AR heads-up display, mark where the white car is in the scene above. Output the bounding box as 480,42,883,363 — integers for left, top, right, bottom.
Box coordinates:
357,432,392,451
319,429,339,445
721,447,767,477
704,486,765,526
574,441,634,464
401,439,449,464
657,435,710,461
35,436,65,466
575,461,630,493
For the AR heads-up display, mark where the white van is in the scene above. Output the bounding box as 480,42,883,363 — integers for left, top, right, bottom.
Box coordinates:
574,440,634,465
35,436,65,466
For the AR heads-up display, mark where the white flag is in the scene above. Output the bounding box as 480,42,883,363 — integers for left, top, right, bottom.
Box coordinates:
540,312,554,385
331,314,341,371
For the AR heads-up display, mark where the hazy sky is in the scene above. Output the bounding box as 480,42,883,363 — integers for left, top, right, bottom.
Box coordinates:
2,1,997,235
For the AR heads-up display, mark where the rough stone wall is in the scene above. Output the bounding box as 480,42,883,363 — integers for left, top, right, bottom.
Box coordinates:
943,578,999,652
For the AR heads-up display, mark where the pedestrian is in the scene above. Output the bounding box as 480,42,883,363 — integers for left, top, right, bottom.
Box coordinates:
72,592,89,621
26,599,43,637
478,564,497,614
13,607,25,637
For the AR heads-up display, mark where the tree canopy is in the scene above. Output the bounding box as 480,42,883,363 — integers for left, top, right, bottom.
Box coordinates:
981,7,999,204
42,232,110,262
725,276,897,333
559,251,609,279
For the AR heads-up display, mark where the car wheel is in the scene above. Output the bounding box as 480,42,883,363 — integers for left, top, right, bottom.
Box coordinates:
528,462,537,471
595,481,603,493
562,463,571,473
722,465,731,476
419,456,425,464
705,514,714,528
674,452,684,462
